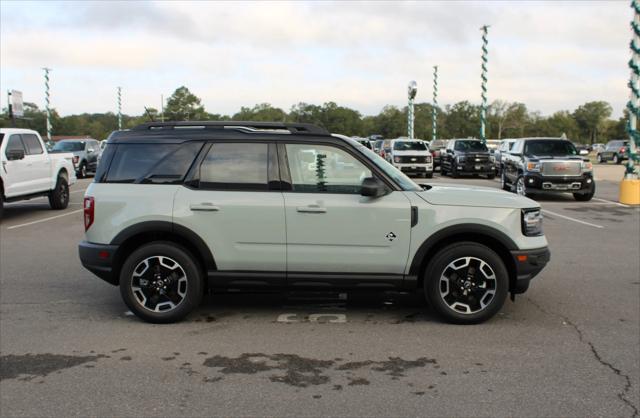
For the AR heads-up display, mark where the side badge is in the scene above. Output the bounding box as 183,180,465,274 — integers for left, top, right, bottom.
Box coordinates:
385,232,397,242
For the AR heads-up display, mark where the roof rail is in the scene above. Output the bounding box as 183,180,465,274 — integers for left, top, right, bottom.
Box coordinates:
131,121,329,135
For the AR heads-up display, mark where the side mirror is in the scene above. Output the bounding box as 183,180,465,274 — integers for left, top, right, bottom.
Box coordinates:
361,177,387,198
6,149,25,161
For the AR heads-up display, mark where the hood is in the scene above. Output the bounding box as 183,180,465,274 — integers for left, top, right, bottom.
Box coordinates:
392,150,431,156
415,184,537,209
526,155,583,161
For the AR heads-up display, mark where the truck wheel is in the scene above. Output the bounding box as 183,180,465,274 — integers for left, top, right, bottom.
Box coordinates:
596,154,603,164
48,176,69,210
500,170,511,191
486,173,496,180
77,162,87,179
423,242,509,324
516,175,532,197
451,166,459,178
119,242,203,324
613,154,621,164
574,181,595,201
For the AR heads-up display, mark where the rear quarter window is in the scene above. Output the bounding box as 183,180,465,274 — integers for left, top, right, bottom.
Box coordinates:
103,142,202,184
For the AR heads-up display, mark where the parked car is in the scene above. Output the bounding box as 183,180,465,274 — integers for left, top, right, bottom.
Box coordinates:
573,143,590,156
592,143,605,154
385,138,433,178
50,138,101,178
440,139,495,179
372,139,384,154
79,121,549,325
495,139,516,176
596,140,629,164
429,139,448,170
354,137,372,150
0,128,77,216
500,137,595,201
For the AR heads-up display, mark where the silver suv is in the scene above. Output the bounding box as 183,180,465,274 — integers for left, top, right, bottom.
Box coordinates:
79,122,549,324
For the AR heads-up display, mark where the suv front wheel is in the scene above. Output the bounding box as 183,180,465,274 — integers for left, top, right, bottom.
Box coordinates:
424,242,509,324
120,242,204,323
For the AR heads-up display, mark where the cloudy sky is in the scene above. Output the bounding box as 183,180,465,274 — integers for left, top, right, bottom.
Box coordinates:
0,1,631,118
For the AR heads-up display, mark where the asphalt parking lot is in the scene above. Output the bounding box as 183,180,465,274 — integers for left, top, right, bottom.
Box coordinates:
1,167,638,417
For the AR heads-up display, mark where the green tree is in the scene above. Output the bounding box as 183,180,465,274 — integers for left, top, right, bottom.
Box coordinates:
164,86,207,121
572,101,613,144
444,101,480,138
232,103,287,122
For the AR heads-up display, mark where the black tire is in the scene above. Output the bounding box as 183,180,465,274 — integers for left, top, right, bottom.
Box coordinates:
77,162,87,179
486,173,496,180
596,154,603,164
451,165,459,178
48,176,69,210
574,180,595,201
613,154,621,164
500,170,511,191
441,166,448,176
119,242,203,324
0,196,3,220
515,175,532,197
424,242,509,324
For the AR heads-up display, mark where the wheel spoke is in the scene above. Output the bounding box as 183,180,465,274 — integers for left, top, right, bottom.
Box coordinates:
130,256,187,313
439,256,497,315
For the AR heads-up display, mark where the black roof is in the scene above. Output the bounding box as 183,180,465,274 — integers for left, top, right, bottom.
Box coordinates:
108,121,332,144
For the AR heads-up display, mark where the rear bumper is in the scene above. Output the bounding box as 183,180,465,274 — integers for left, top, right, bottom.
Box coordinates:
78,241,119,285
510,246,550,293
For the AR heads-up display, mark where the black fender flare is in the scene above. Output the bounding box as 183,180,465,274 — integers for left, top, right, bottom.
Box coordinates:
110,221,216,270
408,223,518,277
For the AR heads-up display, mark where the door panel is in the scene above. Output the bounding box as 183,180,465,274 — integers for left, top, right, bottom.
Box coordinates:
3,135,30,197
282,143,412,275
172,142,286,276
21,134,50,191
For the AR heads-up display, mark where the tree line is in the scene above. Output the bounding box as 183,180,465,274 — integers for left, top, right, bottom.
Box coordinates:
0,86,626,144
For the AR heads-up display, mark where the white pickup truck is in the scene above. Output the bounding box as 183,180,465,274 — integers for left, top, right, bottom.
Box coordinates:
0,128,77,217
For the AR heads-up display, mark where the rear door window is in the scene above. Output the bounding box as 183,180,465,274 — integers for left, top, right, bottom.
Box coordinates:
199,143,269,190
22,134,44,155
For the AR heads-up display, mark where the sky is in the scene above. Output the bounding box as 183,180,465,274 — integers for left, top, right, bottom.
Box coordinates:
0,1,631,118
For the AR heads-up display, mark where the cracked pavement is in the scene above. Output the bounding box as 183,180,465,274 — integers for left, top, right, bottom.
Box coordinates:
1,176,638,417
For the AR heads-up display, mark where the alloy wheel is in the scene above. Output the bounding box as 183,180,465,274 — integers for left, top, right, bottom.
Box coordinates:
439,257,497,314
516,177,526,196
131,256,188,313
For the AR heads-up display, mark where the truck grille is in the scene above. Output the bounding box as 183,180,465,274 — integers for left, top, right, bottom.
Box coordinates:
541,161,581,176
398,155,431,164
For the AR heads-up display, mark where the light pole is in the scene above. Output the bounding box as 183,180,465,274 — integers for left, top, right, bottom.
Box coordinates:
480,25,490,143
620,0,640,204
117,87,122,130
42,67,52,141
432,66,438,142
407,80,417,139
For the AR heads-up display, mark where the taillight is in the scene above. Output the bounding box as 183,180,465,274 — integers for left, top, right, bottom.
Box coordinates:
620,147,627,153
84,197,94,231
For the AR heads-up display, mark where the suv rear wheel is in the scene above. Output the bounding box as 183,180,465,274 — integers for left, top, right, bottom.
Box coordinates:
574,181,595,201
424,242,508,324
119,242,203,323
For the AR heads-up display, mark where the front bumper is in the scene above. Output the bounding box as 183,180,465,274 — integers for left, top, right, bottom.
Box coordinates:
394,163,433,174
523,173,593,194
78,241,119,285
454,161,495,174
510,246,550,294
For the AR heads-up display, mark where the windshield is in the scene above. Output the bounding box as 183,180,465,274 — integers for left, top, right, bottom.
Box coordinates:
454,141,488,152
524,140,577,156
430,140,447,149
52,141,85,152
393,141,428,151
357,145,421,191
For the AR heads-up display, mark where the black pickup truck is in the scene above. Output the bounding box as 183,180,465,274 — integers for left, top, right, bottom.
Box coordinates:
500,138,595,201
441,139,496,179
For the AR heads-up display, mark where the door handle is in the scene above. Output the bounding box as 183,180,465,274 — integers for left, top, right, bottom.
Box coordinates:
296,205,326,213
190,203,220,212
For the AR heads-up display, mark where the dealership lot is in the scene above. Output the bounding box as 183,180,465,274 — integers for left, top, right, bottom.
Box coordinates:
1,167,638,417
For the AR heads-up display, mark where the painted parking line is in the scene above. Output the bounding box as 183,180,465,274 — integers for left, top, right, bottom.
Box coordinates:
592,198,629,208
6,209,83,230
542,209,604,229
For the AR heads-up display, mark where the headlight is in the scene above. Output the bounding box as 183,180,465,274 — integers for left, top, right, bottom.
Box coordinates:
582,161,593,171
394,156,401,163
526,161,540,172
522,209,543,236
456,155,466,162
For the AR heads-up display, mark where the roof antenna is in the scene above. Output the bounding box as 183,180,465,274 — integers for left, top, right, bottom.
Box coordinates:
144,107,155,122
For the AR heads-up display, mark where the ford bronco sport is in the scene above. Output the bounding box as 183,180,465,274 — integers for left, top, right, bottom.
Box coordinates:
79,122,549,324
